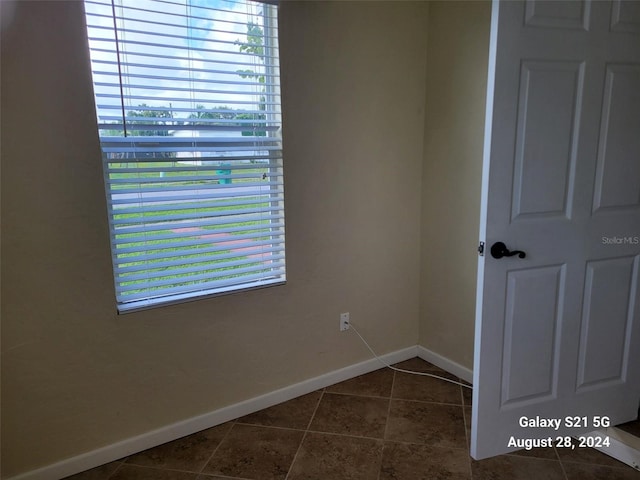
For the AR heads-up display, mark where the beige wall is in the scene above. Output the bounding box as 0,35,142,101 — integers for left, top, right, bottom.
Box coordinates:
419,1,491,369
1,1,428,476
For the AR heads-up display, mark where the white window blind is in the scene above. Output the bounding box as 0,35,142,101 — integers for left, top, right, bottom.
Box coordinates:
84,0,285,312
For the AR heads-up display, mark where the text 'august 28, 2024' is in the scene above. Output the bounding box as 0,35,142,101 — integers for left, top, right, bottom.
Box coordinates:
508,416,611,450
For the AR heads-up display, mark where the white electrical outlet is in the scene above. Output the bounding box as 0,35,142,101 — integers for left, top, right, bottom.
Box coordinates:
340,312,350,331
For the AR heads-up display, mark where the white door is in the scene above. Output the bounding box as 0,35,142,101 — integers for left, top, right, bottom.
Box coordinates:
471,0,640,460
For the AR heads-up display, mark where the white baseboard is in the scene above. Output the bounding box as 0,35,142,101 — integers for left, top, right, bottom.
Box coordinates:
7,346,418,480
417,345,473,384
591,427,640,472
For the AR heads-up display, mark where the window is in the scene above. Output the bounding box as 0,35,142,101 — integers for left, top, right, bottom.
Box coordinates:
84,0,285,313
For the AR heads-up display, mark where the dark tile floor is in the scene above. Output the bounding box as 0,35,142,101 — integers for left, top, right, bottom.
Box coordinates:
64,358,640,480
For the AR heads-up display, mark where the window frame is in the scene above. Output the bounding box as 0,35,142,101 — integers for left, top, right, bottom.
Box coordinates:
84,0,286,313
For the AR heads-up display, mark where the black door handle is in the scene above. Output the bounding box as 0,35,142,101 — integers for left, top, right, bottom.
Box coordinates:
490,242,526,259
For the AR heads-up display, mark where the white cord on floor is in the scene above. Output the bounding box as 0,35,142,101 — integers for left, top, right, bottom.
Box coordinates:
348,322,473,390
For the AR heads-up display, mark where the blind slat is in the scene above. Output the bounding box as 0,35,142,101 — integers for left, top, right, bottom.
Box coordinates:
113,225,286,253
88,37,280,62
96,92,282,107
92,81,278,98
104,154,281,164
88,27,280,58
92,70,280,89
107,162,282,173
111,206,282,226
117,253,286,284
89,47,277,72
116,262,284,298
108,186,283,203
116,244,284,274
86,0,278,32
118,269,286,304
115,261,286,293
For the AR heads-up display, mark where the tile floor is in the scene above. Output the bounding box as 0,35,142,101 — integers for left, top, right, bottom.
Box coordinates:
65,358,640,480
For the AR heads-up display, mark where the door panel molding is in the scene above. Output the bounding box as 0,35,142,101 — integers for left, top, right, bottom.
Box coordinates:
511,61,584,221
610,0,640,34
593,64,640,213
501,265,565,406
577,255,639,390
524,0,591,31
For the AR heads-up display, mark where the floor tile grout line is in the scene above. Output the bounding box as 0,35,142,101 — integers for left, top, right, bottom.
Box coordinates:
304,429,386,442
552,441,568,479
107,462,225,476
459,381,470,457
283,430,308,480
105,460,126,480
552,444,562,461
283,388,325,480
382,439,471,451
326,389,464,407
556,455,570,480
198,471,254,480
198,418,238,475
198,475,252,480
559,458,639,469
323,390,392,400
390,397,465,408
394,371,462,382
461,388,474,480
233,421,308,433
506,455,573,466
468,454,569,480
384,369,397,441
377,369,397,480
305,388,325,432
